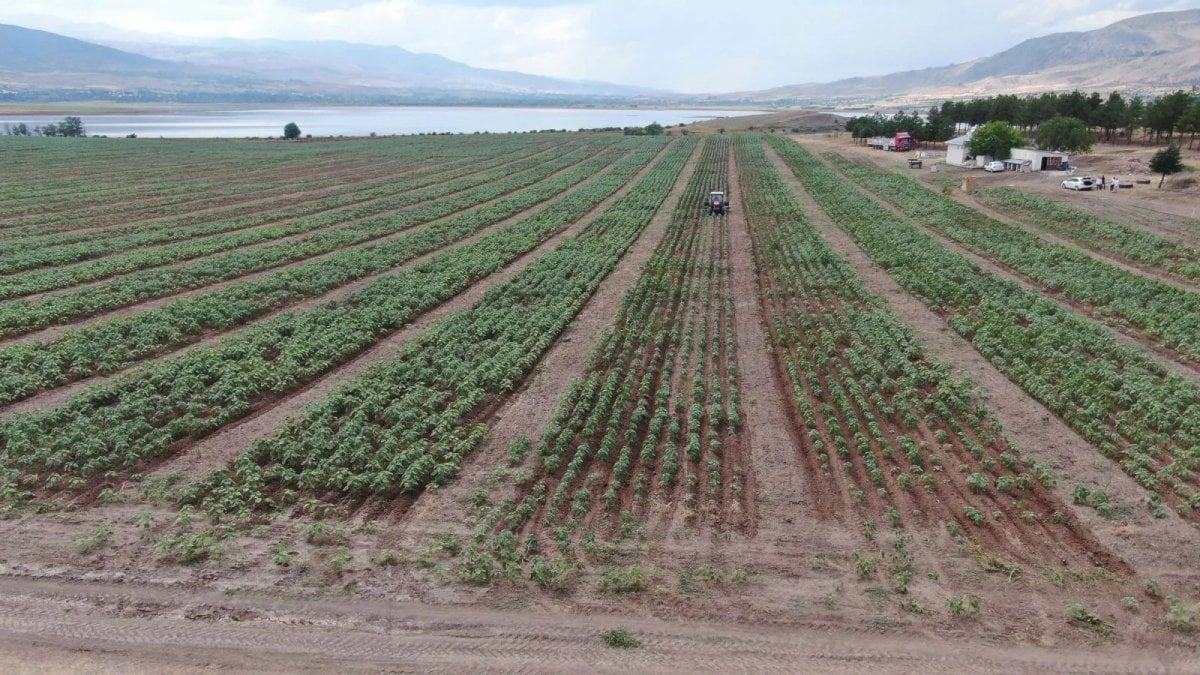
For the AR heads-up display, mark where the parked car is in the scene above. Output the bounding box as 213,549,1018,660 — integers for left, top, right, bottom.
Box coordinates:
984,160,1006,172
1062,176,1096,190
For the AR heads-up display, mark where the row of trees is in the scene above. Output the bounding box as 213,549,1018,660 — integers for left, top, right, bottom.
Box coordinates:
4,116,86,137
847,89,1200,150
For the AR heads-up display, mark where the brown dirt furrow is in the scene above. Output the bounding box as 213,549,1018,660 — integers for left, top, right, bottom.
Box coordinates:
766,145,1200,579
2,148,641,416
397,141,703,539
725,148,815,543
147,144,681,483
767,143,1133,569
0,144,618,350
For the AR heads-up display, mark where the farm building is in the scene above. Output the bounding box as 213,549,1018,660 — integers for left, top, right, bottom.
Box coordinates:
1009,147,1069,171
945,133,974,166
945,131,1070,172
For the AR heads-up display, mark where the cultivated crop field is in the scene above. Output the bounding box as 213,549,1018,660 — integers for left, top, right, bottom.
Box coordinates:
0,132,1197,671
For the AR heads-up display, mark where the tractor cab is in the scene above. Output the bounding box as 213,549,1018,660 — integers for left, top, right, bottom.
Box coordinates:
707,191,729,215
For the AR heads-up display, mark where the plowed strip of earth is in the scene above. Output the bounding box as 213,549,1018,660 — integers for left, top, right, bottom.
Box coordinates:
761,142,1200,577
2,149,644,416
147,143,681,482
0,143,616,350
398,141,704,537
0,578,1186,674
815,152,1200,379
955,189,1200,293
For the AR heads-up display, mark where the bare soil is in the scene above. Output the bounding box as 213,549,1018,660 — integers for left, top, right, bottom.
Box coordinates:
2,135,1199,671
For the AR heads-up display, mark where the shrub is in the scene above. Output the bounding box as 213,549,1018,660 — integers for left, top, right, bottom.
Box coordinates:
601,627,641,648
597,565,646,594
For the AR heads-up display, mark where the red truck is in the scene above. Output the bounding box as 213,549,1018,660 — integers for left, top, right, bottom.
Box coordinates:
865,132,914,152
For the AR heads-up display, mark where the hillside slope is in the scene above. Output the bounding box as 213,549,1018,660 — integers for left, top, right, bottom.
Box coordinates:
711,9,1200,105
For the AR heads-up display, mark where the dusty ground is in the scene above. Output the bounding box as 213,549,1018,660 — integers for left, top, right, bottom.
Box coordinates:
806,133,1200,241
687,110,845,134
2,133,1199,671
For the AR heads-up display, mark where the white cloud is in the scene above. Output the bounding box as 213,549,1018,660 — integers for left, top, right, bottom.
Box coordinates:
1,0,1196,91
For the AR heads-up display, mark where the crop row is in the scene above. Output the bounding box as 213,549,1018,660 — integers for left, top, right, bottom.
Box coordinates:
0,141,621,338
974,186,1200,283
0,141,588,295
177,137,698,518
742,137,1113,567
0,140,657,406
0,148,494,256
0,152,392,235
468,137,745,564
767,136,1200,522
0,134,503,223
0,136,685,500
826,153,1200,365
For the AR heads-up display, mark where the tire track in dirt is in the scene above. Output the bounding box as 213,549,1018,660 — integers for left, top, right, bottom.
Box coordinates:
727,145,828,537
0,144,619,350
396,141,703,537
3,148,642,416
766,144,1200,578
147,144,682,483
0,577,1188,674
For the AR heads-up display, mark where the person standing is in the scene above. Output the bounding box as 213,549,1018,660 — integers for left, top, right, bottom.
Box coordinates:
1111,177,1119,192
1099,175,1105,191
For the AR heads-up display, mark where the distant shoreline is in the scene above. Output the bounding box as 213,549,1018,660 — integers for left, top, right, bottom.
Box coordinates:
0,101,776,116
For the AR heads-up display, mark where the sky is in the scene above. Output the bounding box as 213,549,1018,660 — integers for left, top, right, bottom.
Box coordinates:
2,0,1198,92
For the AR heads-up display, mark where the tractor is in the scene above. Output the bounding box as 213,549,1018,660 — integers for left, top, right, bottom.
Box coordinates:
707,191,730,216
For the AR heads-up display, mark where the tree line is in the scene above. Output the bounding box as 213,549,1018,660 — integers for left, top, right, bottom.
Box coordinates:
4,116,86,137
846,89,1200,151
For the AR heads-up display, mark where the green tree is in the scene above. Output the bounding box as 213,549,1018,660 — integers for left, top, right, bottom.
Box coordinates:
1179,98,1200,149
644,121,664,136
283,122,301,140
1097,91,1127,142
1149,144,1185,188
40,123,58,137
1035,116,1093,153
1125,96,1145,144
967,121,1026,160
58,116,85,137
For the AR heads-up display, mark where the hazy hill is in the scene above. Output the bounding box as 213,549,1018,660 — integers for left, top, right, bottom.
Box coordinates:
706,9,1200,105
114,38,658,97
0,23,655,103
0,23,173,74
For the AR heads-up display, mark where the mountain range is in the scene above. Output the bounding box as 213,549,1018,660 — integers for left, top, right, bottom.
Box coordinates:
705,9,1200,105
0,23,655,104
2,10,1198,106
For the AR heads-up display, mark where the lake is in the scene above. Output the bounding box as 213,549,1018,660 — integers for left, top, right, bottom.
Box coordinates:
0,106,759,139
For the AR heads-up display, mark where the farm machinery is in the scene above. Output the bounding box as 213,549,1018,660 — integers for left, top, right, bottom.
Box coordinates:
707,191,730,216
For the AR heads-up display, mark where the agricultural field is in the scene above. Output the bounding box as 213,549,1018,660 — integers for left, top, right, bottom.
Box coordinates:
0,132,1198,671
